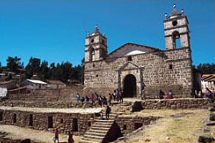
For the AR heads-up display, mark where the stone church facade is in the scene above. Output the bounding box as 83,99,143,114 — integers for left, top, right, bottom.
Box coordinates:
84,5,193,99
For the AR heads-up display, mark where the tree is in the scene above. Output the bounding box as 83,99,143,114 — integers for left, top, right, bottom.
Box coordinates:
0,62,2,73
25,57,41,78
6,56,23,73
194,63,215,74
39,60,49,81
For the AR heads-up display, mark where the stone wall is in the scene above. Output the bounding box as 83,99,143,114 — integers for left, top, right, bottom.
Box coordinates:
84,47,193,98
131,98,210,111
7,85,84,102
0,107,159,137
115,116,159,135
0,109,95,135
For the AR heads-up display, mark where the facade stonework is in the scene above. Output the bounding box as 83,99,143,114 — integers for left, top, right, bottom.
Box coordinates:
84,6,193,98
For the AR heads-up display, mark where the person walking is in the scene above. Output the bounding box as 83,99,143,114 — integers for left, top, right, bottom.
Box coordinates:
68,131,74,143
53,128,59,143
105,105,111,120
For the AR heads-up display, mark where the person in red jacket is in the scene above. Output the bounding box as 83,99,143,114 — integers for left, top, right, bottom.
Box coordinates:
54,128,59,143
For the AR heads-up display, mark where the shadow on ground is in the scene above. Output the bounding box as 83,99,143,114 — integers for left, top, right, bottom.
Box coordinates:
0,131,33,143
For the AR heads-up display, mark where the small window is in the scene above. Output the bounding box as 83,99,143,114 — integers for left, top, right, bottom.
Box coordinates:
169,64,173,70
96,74,98,77
0,112,3,121
123,124,127,130
127,56,132,61
13,114,17,124
91,39,94,43
29,114,33,126
172,20,177,26
60,118,63,123
88,122,91,127
73,118,78,132
48,116,53,128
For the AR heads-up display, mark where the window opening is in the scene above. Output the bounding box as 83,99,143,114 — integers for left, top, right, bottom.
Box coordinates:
127,56,132,61
73,118,78,132
0,112,3,121
48,116,53,128
173,31,181,49
13,114,17,124
60,118,63,123
169,64,173,70
29,114,33,126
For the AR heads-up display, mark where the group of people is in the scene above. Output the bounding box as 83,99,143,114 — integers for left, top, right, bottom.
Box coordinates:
75,89,124,108
111,89,124,103
53,128,74,143
75,93,109,107
158,88,214,103
158,90,173,99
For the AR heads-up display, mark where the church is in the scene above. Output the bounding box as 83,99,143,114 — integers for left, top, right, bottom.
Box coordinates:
84,5,193,99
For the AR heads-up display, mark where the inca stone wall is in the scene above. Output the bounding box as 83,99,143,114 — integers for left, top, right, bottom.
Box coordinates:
7,85,84,102
116,116,159,135
134,98,210,110
0,109,94,135
84,47,193,98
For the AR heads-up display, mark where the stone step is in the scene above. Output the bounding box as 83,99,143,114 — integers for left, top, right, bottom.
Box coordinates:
88,129,108,134
94,119,115,122
79,138,102,143
85,131,107,136
92,124,112,128
91,126,111,131
83,134,104,140
93,122,113,126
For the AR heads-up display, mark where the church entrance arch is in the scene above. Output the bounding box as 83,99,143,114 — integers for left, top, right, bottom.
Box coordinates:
123,74,136,97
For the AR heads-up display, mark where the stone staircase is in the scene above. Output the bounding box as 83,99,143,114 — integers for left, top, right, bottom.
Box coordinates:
79,113,121,143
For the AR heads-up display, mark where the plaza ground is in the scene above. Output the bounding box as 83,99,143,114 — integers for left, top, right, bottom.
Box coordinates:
1,107,214,143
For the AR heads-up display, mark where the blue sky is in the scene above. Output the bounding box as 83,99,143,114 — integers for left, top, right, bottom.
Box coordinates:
0,0,214,67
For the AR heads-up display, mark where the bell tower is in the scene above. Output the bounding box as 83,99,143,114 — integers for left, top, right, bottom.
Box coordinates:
164,4,190,50
85,26,107,62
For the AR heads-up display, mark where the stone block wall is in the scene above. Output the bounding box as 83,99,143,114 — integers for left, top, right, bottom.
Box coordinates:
115,116,159,135
7,85,84,102
0,109,95,135
84,47,193,98
139,98,210,110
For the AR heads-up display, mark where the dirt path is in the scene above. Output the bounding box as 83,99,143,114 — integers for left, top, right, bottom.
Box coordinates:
0,125,81,142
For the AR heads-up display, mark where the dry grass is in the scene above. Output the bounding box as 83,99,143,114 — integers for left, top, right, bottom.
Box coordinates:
122,109,209,143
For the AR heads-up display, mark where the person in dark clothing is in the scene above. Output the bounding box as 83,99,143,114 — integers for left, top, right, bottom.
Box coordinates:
68,131,74,143
81,97,85,106
98,96,103,107
158,90,165,99
102,96,107,105
105,105,111,120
